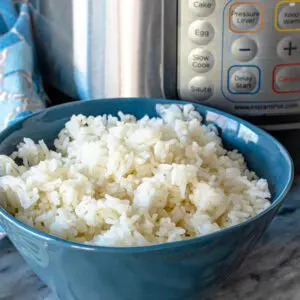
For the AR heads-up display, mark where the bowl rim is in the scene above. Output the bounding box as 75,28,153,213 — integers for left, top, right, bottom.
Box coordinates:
0,98,295,253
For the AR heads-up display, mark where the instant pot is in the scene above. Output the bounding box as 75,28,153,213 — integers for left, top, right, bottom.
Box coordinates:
29,0,300,130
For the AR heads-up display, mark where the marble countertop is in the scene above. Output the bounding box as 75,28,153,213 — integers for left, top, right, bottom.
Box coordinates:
0,176,299,300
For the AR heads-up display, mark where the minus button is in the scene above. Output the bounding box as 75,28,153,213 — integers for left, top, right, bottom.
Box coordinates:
232,37,258,62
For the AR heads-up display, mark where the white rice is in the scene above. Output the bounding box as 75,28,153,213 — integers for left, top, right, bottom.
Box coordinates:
0,104,271,246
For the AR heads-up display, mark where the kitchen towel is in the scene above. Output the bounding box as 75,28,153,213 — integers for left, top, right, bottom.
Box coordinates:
0,0,48,130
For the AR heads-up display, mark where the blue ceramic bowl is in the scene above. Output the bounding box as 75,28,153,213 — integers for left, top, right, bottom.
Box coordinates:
0,99,294,300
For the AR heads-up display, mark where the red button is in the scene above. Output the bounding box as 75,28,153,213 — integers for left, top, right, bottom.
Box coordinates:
273,63,300,93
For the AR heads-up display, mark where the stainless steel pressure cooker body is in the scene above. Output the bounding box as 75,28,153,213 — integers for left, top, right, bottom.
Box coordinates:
29,0,300,130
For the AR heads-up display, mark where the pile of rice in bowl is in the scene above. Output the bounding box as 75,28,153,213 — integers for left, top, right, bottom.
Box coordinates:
0,104,271,247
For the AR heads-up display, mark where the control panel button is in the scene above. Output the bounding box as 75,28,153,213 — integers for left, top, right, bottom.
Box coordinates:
277,36,300,59
273,64,300,93
188,48,214,73
188,0,216,17
188,76,213,100
230,68,257,93
278,2,300,31
231,4,261,31
188,20,215,45
231,37,258,62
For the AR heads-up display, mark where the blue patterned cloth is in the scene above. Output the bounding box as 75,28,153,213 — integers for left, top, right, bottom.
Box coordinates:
0,0,48,130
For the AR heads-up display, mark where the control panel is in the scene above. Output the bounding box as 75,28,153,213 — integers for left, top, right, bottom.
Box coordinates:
178,0,300,116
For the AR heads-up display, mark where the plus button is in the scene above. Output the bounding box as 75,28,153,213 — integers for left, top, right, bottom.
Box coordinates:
284,41,298,56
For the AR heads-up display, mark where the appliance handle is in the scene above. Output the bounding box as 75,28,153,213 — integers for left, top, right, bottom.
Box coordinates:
0,219,6,239
0,229,5,240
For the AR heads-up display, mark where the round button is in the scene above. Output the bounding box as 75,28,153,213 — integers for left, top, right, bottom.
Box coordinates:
188,49,214,73
188,20,215,45
231,37,258,62
230,68,257,93
188,76,213,101
278,3,300,30
231,4,261,30
277,36,300,60
188,0,216,17
275,66,300,92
